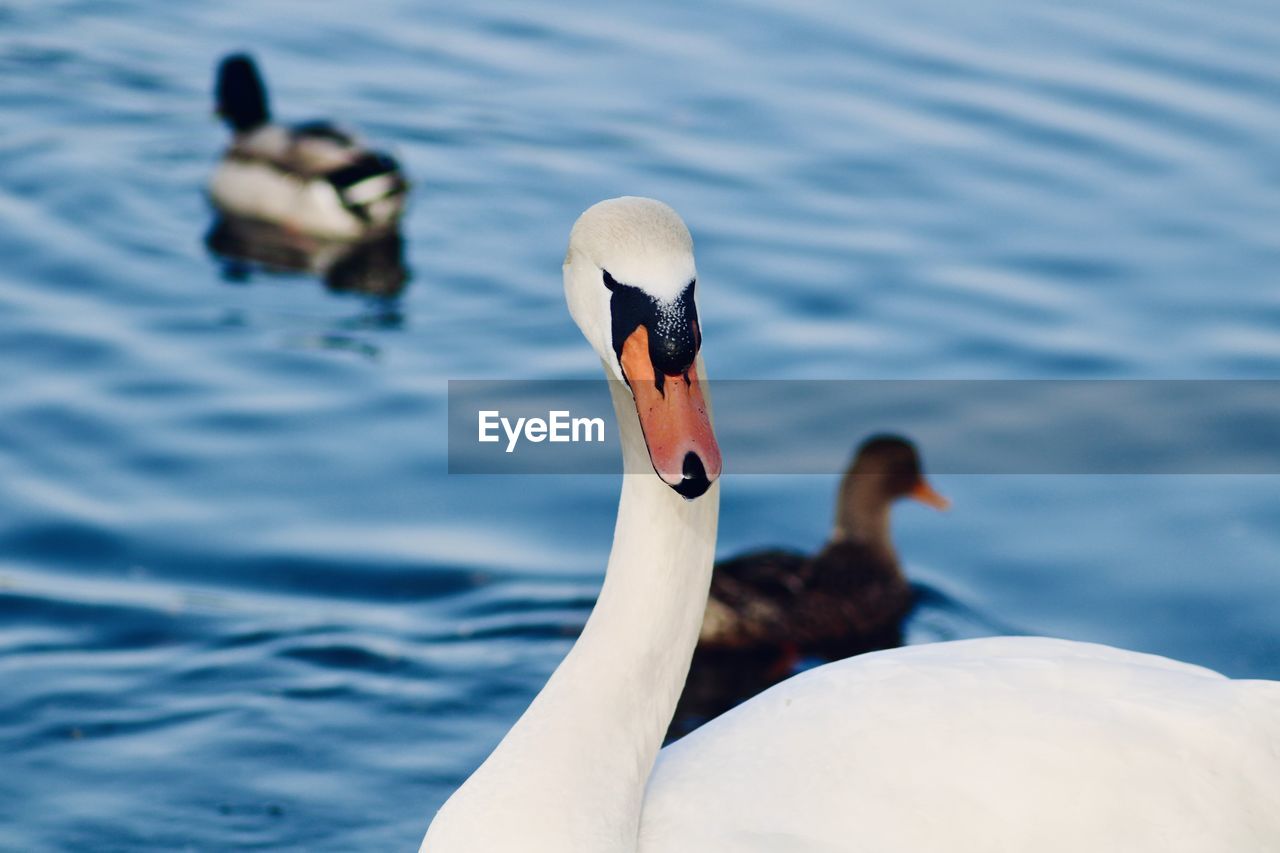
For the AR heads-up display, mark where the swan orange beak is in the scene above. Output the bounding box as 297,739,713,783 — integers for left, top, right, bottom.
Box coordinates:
909,479,951,511
619,326,721,499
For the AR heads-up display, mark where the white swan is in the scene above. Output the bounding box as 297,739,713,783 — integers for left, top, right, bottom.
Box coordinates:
421,197,1280,853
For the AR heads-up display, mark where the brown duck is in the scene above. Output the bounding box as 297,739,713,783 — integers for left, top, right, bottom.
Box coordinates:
670,434,948,737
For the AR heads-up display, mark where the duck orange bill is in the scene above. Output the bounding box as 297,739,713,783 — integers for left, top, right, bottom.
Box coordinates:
910,479,951,511
619,326,722,491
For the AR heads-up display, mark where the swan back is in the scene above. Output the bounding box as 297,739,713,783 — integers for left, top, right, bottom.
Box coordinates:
640,637,1280,852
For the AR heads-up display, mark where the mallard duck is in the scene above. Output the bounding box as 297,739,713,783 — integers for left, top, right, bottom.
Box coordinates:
209,53,408,239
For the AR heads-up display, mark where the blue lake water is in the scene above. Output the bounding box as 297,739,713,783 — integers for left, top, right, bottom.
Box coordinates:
3,0,1280,848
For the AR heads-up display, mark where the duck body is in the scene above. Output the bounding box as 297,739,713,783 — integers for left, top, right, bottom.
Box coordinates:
644,637,1280,853
700,539,910,657
209,55,407,239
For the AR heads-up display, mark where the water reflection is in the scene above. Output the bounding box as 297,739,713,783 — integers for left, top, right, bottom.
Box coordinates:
204,215,411,298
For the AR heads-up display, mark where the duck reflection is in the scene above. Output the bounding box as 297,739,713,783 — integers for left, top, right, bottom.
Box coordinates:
205,215,410,298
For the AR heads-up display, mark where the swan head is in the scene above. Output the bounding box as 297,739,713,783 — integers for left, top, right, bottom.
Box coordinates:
216,53,270,133
564,197,721,499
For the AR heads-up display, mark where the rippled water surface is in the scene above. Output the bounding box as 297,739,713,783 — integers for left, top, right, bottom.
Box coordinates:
3,0,1280,849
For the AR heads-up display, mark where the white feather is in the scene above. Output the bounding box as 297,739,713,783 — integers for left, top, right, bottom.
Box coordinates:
641,637,1280,852
208,160,368,240
342,173,398,206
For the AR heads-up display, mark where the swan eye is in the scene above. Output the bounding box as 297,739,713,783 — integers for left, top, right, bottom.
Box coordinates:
602,269,620,291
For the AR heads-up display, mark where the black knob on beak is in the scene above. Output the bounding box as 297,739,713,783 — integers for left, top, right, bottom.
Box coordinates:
673,452,711,499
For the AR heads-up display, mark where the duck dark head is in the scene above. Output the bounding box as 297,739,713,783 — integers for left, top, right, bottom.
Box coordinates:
216,53,270,133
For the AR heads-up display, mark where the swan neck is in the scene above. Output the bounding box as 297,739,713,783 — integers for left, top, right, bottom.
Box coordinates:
422,363,718,853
